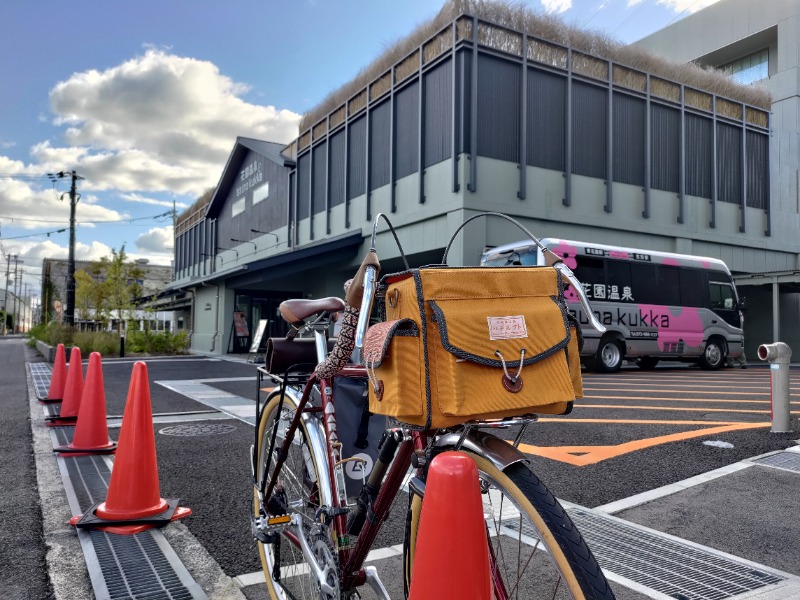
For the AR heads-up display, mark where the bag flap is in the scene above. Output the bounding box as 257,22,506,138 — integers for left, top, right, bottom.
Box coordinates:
362,319,418,367
419,266,563,300
429,297,570,367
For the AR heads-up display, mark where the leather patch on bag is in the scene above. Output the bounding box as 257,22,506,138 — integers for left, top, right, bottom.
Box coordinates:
487,315,528,340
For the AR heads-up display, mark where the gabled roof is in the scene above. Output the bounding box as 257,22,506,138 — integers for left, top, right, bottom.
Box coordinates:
205,136,295,219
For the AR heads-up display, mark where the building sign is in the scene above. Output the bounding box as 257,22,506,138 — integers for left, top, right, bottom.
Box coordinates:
236,159,264,198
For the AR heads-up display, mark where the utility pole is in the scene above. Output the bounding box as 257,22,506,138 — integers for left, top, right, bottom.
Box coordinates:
51,170,83,326
12,259,20,334
2,254,11,335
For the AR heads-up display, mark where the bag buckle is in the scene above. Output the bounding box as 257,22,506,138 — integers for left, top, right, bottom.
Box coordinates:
495,349,526,394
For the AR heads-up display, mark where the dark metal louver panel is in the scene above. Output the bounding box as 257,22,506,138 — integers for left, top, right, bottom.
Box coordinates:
685,113,713,199
369,101,391,190
297,152,310,220
329,131,345,207
424,60,452,168
348,116,366,200
717,122,742,205
312,141,327,215
527,68,566,171
477,54,520,162
651,104,680,193
395,81,419,179
572,81,607,179
457,50,471,155
613,92,645,186
746,130,768,209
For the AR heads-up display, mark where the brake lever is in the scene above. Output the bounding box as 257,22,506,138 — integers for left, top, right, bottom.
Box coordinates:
552,262,607,334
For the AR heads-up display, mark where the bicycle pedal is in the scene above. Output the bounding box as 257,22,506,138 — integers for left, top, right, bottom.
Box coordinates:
252,513,293,542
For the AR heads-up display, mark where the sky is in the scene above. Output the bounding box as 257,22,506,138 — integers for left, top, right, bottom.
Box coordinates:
0,0,725,300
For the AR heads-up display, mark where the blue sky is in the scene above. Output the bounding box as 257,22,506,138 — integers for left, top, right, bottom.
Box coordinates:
0,0,722,296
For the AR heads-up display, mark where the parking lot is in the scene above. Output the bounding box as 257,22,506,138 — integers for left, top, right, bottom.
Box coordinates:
6,337,800,599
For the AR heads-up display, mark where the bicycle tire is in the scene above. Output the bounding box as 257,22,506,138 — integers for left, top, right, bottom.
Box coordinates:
408,452,615,600
254,392,338,600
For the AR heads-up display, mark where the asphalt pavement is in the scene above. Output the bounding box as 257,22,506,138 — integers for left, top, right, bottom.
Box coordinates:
4,335,800,599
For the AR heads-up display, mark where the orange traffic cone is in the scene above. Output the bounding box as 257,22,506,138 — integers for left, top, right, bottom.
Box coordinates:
54,352,116,454
408,452,491,600
46,347,83,426
70,361,191,534
42,343,67,403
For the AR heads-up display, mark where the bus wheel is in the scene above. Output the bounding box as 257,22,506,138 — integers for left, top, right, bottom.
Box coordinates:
595,338,624,373
635,357,659,370
700,339,725,370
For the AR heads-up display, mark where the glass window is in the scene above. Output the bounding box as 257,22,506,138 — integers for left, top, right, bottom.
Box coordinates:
679,269,703,307
709,282,736,310
573,257,605,300
232,197,245,217
252,182,269,205
721,49,768,85
658,266,681,306
630,263,658,304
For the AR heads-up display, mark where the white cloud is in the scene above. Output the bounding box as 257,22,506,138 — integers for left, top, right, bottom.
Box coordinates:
136,227,174,255
47,49,302,197
119,193,188,209
657,0,722,13
541,0,572,14
0,177,125,230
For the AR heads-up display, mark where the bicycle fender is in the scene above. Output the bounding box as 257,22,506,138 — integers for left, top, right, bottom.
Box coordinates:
433,429,530,471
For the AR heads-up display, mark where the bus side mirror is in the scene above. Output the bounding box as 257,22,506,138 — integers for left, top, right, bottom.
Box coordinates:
738,297,747,311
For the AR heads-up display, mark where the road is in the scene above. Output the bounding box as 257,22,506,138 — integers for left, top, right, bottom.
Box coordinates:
3,336,798,599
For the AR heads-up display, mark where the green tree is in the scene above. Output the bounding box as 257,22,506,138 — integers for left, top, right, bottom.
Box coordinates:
99,246,144,334
75,267,106,327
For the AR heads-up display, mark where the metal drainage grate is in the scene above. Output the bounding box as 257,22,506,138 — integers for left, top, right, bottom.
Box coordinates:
753,451,800,473
90,529,193,600
57,441,204,599
566,508,783,600
158,423,238,436
29,362,52,399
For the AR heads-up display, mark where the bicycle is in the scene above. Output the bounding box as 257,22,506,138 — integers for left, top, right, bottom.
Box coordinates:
251,213,615,599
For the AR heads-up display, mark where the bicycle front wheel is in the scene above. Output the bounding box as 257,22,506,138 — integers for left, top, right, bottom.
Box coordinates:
411,452,614,600
254,392,338,600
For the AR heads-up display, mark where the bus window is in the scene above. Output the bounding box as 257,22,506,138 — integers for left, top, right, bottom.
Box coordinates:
573,257,604,298
679,269,703,307
657,266,681,306
709,282,737,310
631,263,659,304
607,261,631,303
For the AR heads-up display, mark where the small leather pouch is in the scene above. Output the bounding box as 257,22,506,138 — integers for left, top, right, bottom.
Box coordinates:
265,337,335,375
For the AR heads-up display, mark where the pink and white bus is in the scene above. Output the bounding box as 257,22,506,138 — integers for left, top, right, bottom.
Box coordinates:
481,238,744,372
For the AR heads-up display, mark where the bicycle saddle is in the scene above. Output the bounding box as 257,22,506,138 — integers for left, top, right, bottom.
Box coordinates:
279,297,346,324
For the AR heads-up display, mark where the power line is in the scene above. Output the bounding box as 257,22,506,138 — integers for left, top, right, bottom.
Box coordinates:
0,228,67,240
0,210,173,225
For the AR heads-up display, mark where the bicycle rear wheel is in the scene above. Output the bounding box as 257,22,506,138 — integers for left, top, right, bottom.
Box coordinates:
409,452,615,600
254,392,338,600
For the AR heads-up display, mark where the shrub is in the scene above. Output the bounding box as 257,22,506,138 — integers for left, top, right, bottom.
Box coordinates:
46,323,75,346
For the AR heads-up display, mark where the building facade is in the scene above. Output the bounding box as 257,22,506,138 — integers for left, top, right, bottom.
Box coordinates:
169,0,793,361
42,257,175,331
635,0,800,357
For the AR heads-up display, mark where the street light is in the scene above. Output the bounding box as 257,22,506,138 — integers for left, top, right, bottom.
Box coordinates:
250,229,279,242
230,237,257,250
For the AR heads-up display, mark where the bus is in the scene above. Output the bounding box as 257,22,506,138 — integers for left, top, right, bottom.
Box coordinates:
481,238,744,372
